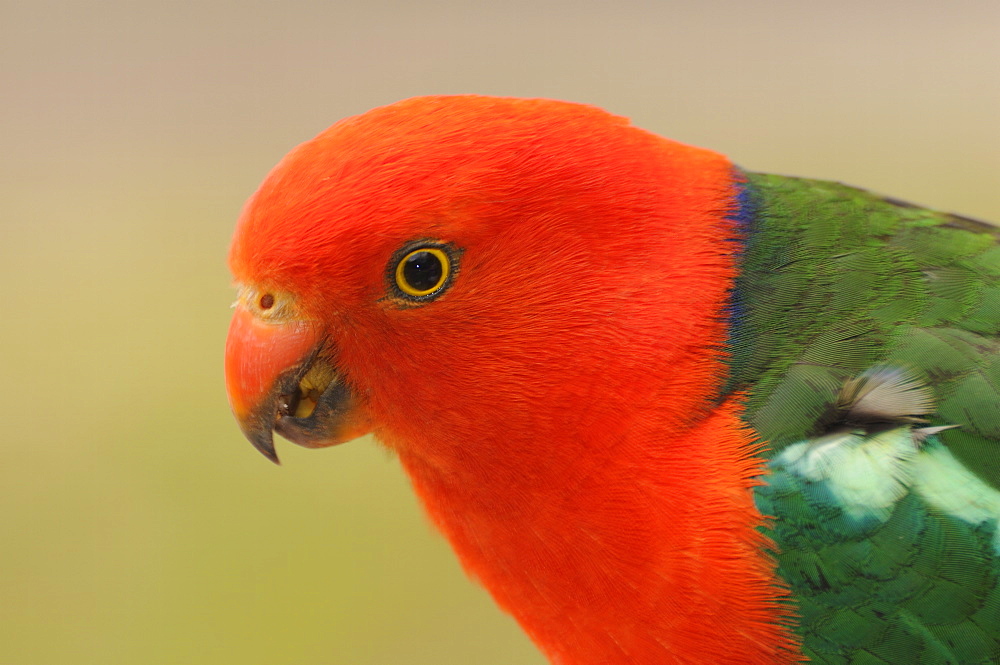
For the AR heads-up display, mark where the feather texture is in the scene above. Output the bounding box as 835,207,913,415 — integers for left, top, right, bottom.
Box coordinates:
739,173,1000,662
227,96,999,664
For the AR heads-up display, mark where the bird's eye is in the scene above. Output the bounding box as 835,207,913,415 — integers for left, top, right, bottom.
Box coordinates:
389,242,459,303
259,293,275,310
396,248,449,296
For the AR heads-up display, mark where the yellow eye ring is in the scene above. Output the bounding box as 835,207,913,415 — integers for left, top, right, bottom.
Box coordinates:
394,246,451,298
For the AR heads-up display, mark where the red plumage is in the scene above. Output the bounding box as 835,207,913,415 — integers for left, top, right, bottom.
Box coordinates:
229,96,800,663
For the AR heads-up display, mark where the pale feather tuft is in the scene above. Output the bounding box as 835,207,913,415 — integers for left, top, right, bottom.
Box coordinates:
837,366,935,424
776,428,920,521
912,444,1000,554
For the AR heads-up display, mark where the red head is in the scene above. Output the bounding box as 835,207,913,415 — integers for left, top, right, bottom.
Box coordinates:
227,95,736,464
224,96,795,663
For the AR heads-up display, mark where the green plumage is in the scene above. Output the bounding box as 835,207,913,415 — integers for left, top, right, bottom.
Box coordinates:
733,173,1000,663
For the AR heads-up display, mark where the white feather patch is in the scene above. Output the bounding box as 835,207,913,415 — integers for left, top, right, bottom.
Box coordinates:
777,430,1000,552
776,428,918,521
911,445,1000,553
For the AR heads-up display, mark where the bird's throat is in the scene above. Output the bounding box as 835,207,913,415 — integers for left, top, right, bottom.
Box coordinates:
396,396,802,665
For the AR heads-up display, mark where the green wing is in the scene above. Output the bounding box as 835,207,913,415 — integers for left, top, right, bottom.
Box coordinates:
733,173,1000,663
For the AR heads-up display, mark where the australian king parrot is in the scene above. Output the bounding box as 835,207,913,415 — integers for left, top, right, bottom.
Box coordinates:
224,95,1000,664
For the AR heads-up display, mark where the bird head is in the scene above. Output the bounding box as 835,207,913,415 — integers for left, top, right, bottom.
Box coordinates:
225,95,737,468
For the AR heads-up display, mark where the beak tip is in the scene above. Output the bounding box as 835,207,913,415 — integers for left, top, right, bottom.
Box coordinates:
245,427,281,465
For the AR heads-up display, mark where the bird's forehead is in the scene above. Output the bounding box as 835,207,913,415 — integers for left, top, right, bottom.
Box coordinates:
228,95,646,294
228,155,484,299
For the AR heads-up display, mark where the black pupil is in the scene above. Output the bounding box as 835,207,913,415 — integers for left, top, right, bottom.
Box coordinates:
403,251,443,291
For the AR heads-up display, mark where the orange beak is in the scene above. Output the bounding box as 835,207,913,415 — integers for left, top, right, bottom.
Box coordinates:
224,305,370,463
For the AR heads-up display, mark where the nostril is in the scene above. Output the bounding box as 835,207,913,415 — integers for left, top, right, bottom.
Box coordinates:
279,390,301,418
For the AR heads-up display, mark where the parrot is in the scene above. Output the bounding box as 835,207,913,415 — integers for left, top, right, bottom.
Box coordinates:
224,95,1000,664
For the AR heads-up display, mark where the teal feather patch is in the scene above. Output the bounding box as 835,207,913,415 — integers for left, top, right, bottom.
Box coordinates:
758,438,1000,663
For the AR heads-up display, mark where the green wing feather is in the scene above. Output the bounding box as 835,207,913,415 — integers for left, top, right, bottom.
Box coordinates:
734,173,1000,663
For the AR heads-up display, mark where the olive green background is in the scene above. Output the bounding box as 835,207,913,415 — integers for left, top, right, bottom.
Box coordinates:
2,1,998,663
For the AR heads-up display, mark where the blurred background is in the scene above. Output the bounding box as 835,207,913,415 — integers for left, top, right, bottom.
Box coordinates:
2,1,998,663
